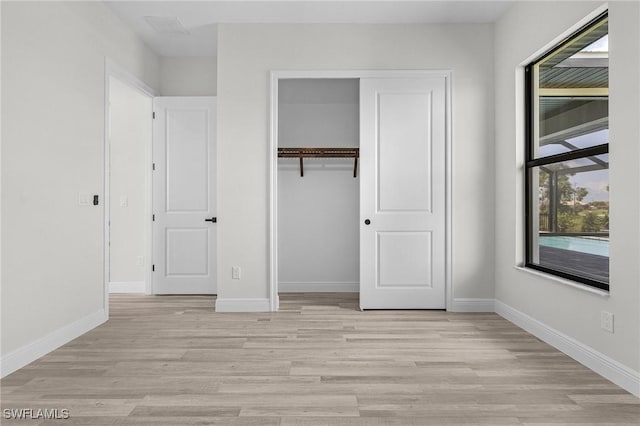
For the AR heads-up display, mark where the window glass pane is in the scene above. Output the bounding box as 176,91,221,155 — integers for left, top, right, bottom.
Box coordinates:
537,102,608,158
529,159,609,284
532,17,608,160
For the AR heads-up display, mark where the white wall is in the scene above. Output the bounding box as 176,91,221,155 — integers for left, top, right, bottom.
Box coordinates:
217,24,495,302
108,77,151,289
1,1,159,369
160,56,217,96
0,2,3,342
494,0,640,381
278,79,359,292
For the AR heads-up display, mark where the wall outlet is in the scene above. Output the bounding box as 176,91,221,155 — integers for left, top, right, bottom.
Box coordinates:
601,311,614,333
232,266,241,280
136,256,144,266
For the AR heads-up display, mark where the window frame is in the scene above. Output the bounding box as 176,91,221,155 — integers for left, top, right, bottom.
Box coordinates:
524,12,610,292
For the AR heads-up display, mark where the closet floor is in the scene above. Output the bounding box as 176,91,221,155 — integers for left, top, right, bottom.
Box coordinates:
1,293,638,425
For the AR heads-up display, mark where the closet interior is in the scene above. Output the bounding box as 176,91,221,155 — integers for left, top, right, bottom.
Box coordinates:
277,78,360,293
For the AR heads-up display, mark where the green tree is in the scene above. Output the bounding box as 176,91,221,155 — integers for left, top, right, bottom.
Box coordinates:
539,168,590,231
582,212,602,232
538,169,588,209
558,212,578,232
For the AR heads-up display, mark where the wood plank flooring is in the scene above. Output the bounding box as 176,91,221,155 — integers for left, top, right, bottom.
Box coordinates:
1,293,638,425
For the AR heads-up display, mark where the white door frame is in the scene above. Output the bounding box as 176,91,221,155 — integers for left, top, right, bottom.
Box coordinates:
103,59,157,317
269,70,453,312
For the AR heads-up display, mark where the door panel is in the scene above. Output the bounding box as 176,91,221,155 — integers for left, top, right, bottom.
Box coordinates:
166,109,210,212
360,77,446,309
378,92,433,212
166,228,209,276
378,231,432,288
153,97,216,294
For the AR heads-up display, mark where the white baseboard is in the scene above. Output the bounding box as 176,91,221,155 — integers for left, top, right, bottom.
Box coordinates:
279,281,359,293
0,309,107,378
449,298,495,312
215,298,270,312
109,281,145,293
495,300,640,397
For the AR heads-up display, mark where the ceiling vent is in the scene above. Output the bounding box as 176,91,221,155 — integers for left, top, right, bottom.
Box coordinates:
144,16,190,36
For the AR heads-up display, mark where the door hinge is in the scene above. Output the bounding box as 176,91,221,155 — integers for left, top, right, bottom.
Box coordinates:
152,163,156,171
152,264,155,272
152,111,156,119
152,214,155,221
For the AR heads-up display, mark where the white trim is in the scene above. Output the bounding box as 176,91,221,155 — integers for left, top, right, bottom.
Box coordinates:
0,5,3,359
269,70,453,312
521,4,609,66
449,298,495,313
215,298,271,313
514,266,610,297
104,58,158,320
269,73,279,312
444,71,454,312
0,309,107,378
272,70,454,80
279,282,359,293
105,60,156,98
103,60,111,318
109,281,146,293
495,300,640,397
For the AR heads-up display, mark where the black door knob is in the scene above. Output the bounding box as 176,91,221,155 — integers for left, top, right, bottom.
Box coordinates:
205,217,217,223
364,219,371,225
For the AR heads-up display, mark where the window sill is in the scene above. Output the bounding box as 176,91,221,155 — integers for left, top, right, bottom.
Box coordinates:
514,266,610,297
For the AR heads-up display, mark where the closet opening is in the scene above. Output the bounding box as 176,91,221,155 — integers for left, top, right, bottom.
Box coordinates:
271,70,452,312
276,78,360,303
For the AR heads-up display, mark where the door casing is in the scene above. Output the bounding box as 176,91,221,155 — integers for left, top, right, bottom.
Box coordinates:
103,59,157,318
269,70,453,312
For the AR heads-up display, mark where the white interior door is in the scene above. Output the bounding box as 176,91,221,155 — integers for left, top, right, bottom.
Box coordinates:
152,97,217,294
360,77,446,309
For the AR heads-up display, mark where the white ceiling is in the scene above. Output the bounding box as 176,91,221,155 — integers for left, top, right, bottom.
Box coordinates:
105,1,514,57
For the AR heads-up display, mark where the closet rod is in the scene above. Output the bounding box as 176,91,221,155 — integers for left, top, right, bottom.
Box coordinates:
278,147,359,178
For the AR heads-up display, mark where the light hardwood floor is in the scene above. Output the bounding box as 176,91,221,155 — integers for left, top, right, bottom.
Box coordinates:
1,293,638,425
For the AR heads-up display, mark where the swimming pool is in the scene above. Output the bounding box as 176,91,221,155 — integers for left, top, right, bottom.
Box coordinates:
539,235,609,257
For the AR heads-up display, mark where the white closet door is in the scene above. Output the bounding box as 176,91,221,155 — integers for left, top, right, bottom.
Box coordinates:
360,77,446,309
152,97,217,294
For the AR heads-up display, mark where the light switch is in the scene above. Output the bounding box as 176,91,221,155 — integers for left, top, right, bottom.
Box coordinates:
120,196,128,207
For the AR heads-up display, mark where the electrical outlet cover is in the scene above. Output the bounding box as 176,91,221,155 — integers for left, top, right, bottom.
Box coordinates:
232,267,241,280
601,311,614,333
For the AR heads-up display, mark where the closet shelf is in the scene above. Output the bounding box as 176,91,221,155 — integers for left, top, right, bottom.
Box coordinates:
278,147,359,178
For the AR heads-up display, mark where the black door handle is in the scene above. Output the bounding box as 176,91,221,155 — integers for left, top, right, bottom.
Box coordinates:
364,219,371,225
205,217,217,223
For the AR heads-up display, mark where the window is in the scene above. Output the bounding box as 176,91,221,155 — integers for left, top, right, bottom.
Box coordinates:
525,13,609,291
